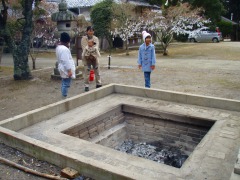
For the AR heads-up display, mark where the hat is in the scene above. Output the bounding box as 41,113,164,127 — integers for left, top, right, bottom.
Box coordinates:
60,32,71,43
142,31,151,42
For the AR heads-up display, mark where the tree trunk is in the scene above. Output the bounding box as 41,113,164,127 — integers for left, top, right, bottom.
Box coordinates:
32,57,36,70
12,47,32,80
163,48,168,56
125,41,129,56
0,0,34,80
30,52,37,70
160,32,172,56
161,42,168,56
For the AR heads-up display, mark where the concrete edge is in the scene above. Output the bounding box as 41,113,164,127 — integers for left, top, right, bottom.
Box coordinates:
113,84,240,112
122,104,215,127
0,126,138,180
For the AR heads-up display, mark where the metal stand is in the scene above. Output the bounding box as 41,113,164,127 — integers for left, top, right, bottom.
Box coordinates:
108,55,111,69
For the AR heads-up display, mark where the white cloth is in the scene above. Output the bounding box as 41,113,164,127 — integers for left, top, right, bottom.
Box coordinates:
142,31,151,42
56,45,76,79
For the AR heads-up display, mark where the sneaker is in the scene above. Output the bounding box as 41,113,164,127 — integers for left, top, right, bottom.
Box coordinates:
85,87,89,92
96,84,102,88
62,95,67,99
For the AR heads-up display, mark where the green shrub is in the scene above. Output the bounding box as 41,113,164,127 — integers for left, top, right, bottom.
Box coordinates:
216,21,233,38
173,33,188,42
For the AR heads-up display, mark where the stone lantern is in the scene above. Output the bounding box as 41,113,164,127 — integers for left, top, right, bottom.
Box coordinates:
51,0,82,79
51,0,76,39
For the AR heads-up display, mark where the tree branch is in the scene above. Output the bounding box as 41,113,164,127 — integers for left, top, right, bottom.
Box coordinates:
0,156,68,180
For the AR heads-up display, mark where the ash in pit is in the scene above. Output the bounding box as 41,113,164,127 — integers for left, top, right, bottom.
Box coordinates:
115,140,188,168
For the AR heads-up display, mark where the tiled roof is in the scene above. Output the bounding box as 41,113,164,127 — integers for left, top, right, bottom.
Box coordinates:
64,0,159,9
128,0,153,7
66,0,121,8
221,16,237,25
129,1,160,8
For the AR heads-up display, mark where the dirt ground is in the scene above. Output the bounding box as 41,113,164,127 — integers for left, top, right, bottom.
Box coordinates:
0,42,240,179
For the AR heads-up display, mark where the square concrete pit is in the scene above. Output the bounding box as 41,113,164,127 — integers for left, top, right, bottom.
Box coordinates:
0,84,240,180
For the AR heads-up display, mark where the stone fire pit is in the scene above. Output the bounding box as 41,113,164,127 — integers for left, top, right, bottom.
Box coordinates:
63,104,214,169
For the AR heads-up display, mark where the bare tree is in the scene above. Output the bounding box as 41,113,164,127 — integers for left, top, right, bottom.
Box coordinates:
30,1,58,70
30,17,57,69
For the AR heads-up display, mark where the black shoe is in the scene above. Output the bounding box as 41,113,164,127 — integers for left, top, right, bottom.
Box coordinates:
85,87,89,92
96,85,102,88
62,95,67,99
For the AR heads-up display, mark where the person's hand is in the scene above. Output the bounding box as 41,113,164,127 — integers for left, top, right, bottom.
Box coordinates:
138,65,142,69
68,70,72,77
151,65,155,70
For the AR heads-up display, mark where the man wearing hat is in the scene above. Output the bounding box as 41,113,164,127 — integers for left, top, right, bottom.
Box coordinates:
81,26,102,92
56,32,76,98
137,30,156,88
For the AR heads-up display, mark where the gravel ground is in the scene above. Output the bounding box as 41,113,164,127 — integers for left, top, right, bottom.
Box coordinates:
0,42,240,179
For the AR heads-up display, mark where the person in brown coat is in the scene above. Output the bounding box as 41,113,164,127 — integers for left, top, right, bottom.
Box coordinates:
81,26,102,92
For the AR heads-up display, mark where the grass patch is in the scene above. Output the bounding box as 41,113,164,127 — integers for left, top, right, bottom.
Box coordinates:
30,51,56,58
156,42,240,60
0,66,13,76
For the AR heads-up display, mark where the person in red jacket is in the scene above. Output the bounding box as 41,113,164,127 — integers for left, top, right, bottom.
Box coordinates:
216,27,221,36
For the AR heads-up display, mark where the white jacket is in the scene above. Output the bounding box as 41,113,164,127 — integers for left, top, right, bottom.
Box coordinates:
56,45,76,79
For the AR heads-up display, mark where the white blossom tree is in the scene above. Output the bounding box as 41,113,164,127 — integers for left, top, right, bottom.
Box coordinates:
111,19,141,55
141,3,209,55
110,3,141,55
